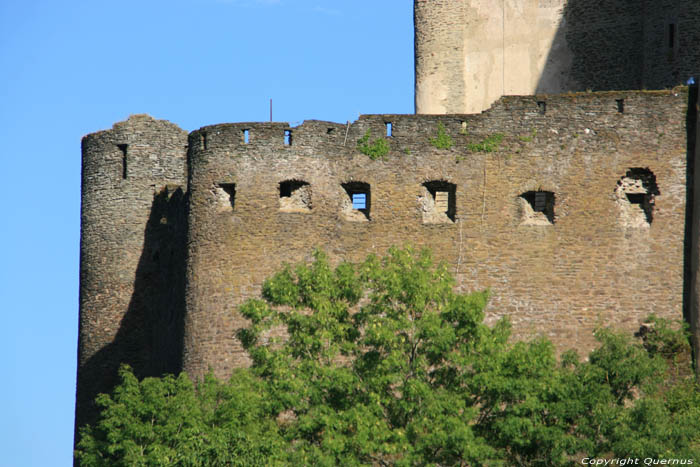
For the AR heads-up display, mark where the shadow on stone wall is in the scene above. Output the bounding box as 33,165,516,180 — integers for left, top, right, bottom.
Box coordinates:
683,84,698,362
537,0,645,94
75,187,187,437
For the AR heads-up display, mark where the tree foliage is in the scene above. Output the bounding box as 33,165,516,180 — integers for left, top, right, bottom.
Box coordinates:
77,248,700,466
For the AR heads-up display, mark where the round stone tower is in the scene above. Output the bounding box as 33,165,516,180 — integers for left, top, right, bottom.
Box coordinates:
77,115,188,430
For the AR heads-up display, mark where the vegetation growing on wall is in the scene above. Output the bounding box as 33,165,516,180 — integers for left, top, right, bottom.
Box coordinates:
76,248,700,466
430,122,453,149
357,129,390,160
519,128,537,142
467,133,504,152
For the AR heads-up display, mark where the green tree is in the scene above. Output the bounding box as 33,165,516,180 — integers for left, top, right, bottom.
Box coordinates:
77,248,700,466
75,367,285,466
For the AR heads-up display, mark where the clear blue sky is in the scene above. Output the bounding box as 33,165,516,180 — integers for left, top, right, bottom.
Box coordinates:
0,1,413,465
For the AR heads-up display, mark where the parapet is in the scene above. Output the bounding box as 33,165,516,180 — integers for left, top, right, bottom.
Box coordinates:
186,89,689,165
81,114,188,184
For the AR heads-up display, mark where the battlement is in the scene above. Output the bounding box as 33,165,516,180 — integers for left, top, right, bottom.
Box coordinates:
185,90,688,168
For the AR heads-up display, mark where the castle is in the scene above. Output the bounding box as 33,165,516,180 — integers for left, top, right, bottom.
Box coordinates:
76,0,700,433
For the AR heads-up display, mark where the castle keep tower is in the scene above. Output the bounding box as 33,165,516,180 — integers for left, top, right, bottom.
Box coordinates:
415,0,700,114
414,0,573,114
77,115,188,429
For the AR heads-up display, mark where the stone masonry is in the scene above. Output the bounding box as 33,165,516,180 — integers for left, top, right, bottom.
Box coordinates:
415,0,700,113
76,0,700,440
78,89,699,433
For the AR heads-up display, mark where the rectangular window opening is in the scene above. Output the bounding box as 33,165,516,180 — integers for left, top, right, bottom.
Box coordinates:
342,182,370,220
201,132,208,150
242,129,250,144
118,144,128,179
218,183,236,210
520,190,555,224
386,122,393,137
284,129,292,146
327,127,335,135
669,23,676,49
422,181,456,223
537,101,547,115
616,99,625,113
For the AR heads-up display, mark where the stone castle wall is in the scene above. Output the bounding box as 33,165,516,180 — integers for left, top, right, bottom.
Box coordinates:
77,115,188,429
415,0,700,114
182,90,691,379
74,0,700,443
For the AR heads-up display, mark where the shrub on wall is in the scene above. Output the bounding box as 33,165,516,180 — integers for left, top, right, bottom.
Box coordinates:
430,122,453,149
357,129,390,160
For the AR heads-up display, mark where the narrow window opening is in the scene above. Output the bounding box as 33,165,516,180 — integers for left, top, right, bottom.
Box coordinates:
342,181,371,221
669,23,676,49
421,180,456,223
616,99,625,113
279,180,311,212
242,129,250,144
284,129,292,146
537,101,547,115
519,190,555,224
460,121,467,133
386,122,393,137
201,132,208,150
615,168,659,226
118,144,128,179
215,183,236,212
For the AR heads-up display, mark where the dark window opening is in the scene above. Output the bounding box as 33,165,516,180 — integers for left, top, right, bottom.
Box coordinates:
386,122,393,137
537,101,547,114
617,168,659,224
626,193,645,204
422,180,456,223
616,99,625,113
218,183,236,210
279,180,311,211
520,190,555,224
669,23,676,48
284,129,292,146
242,129,250,144
327,127,335,135
118,144,128,179
201,132,208,150
342,181,371,220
